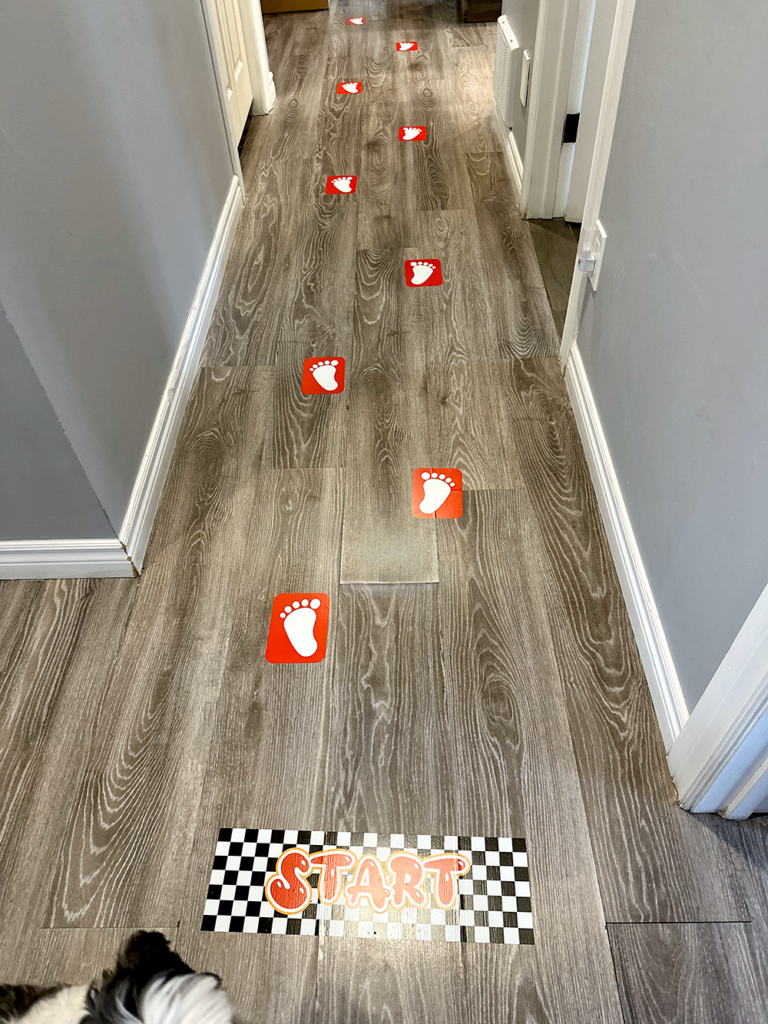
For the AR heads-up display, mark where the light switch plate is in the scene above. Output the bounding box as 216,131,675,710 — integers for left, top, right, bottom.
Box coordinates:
520,50,531,107
589,219,608,291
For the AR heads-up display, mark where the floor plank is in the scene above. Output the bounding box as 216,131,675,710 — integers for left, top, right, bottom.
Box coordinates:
340,251,437,583
44,369,272,929
0,578,138,970
409,209,501,363
721,816,768,998
267,339,348,470
424,358,523,489
315,582,466,1022
316,937,469,1024
176,468,342,1024
437,489,623,1023
609,923,762,1024
528,218,579,339
0,928,175,989
324,584,453,831
465,152,559,358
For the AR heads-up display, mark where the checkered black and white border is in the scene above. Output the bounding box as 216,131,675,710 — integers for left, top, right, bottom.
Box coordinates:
201,828,533,945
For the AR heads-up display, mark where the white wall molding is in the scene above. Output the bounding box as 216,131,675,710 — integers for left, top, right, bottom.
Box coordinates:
0,176,242,582
119,175,243,573
668,580,768,817
493,106,524,200
0,539,133,580
564,343,689,749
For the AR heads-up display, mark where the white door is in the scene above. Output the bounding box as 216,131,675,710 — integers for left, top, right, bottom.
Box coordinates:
211,0,254,140
565,0,618,221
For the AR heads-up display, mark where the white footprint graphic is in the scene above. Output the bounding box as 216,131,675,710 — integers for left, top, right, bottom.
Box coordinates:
310,359,340,391
402,126,423,140
409,260,435,285
349,17,365,24
340,82,360,93
331,176,354,192
280,598,322,657
420,472,455,514
397,42,415,50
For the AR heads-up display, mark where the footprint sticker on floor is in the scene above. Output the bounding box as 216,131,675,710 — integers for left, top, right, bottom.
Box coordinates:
396,41,418,51
302,357,345,394
266,593,330,663
412,468,463,519
399,126,427,141
326,175,358,194
405,259,443,287
337,81,362,94
346,17,366,24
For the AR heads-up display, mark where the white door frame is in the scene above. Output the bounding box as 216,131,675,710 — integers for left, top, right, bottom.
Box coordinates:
239,0,277,116
520,0,583,218
199,0,245,189
198,0,276,191
557,0,768,818
558,0,637,367
667,583,768,818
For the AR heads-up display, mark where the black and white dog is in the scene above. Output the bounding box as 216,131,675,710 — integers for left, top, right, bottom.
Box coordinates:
0,932,233,1024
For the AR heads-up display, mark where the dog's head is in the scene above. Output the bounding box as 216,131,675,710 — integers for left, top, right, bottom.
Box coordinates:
0,932,233,1024
83,933,232,1024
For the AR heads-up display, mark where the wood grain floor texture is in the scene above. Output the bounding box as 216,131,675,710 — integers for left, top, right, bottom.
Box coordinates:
0,1,766,1022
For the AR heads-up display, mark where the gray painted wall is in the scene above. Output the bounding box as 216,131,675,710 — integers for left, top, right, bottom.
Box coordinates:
0,305,113,541
577,0,768,710
501,0,538,161
0,0,233,535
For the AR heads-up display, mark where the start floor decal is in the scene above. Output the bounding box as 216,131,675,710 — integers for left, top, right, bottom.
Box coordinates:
346,17,365,24
396,41,418,51
326,175,357,195
412,468,463,518
202,829,533,945
302,357,345,394
399,126,427,141
337,81,362,94
265,593,329,663
405,259,442,287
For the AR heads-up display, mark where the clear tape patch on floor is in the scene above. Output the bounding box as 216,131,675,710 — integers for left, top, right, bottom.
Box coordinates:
202,828,534,944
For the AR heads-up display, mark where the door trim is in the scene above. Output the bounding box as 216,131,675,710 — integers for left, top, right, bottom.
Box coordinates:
668,582,768,817
520,0,583,218
559,0,638,367
199,0,245,189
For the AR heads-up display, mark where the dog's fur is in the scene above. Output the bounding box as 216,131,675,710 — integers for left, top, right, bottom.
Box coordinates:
0,933,233,1024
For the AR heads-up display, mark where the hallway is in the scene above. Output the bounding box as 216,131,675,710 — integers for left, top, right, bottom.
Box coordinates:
1,1,767,1021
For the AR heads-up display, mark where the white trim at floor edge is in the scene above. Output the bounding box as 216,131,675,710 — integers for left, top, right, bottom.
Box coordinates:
493,105,524,201
119,174,244,573
564,342,689,750
0,538,133,580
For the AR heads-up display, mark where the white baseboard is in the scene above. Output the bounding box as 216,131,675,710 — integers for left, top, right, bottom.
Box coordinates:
493,106,524,201
0,176,243,582
119,175,243,572
564,343,689,750
0,539,133,579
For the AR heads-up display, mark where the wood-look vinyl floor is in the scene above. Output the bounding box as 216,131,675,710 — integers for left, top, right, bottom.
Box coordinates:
0,1,767,1021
